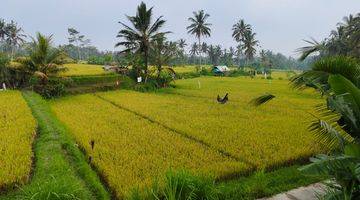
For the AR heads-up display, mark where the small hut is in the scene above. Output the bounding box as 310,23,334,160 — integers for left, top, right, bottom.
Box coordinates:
212,66,230,74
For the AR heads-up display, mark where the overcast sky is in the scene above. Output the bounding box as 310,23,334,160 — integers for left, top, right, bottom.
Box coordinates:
1,0,359,57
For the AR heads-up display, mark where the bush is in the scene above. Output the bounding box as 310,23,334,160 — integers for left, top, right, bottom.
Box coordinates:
87,54,113,65
227,69,249,77
128,170,219,200
32,78,70,99
133,80,158,92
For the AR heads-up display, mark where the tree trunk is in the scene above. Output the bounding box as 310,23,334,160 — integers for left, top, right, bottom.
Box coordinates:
198,37,202,69
144,49,148,83
77,45,81,62
10,45,14,60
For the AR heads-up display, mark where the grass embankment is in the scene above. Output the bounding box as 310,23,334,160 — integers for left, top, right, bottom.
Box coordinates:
218,164,322,199
0,91,110,200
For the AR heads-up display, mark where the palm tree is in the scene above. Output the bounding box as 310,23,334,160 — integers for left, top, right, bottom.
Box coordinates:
5,21,26,59
23,33,65,83
187,10,211,67
178,39,187,49
189,42,198,57
177,39,187,66
243,30,258,64
150,35,176,83
297,13,360,61
0,19,6,41
116,2,169,81
297,38,327,61
232,19,250,43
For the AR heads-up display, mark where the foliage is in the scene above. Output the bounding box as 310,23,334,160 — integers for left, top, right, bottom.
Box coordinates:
291,56,360,93
116,1,170,81
14,33,67,90
0,91,36,191
87,54,113,65
187,10,211,66
0,53,10,85
67,27,91,61
298,13,360,60
129,170,220,200
51,93,248,198
0,20,26,59
149,35,177,86
250,94,276,106
289,56,360,199
31,77,69,99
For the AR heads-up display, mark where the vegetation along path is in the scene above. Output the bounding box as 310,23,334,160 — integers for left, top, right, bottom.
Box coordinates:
0,91,110,200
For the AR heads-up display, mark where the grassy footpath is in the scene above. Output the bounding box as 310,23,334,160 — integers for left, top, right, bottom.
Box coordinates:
218,165,322,199
0,91,110,200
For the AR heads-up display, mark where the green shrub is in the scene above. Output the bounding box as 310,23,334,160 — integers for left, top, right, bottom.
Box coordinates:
128,170,219,200
32,78,70,99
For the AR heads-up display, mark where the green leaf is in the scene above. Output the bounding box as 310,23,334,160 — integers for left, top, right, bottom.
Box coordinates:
328,74,360,138
344,144,360,158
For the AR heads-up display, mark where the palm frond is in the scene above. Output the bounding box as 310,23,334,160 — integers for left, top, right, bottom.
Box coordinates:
250,94,275,106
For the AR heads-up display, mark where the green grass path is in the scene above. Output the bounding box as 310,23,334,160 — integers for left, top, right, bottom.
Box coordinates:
0,91,110,200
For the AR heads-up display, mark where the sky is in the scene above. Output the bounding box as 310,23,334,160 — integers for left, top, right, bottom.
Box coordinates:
1,0,359,58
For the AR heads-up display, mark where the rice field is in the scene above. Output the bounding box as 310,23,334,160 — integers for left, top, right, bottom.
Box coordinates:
0,91,36,190
61,64,109,76
50,76,325,198
50,94,248,198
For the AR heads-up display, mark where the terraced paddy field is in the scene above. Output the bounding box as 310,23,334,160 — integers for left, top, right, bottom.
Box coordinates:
0,91,36,190
50,76,324,198
61,64,110,76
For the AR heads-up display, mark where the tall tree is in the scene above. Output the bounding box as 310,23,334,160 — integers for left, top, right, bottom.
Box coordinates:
243,30,258,64
5,21,26,59
189,42,198,57
187,10,211,67
0,19,6,41
68,28,84,61
178,39,187,49
116,2,169,81
232,19,250,44
150,35,176,81
177,39,187,65
232,19,252,67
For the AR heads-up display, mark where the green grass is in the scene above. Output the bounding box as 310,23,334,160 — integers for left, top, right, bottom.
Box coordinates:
218,165,323,199
0,91,110,200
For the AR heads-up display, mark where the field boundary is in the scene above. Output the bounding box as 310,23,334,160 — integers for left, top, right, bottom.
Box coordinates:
94,93,256,168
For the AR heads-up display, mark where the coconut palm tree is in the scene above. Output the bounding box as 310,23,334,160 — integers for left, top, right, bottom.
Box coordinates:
178,39,187,49
232,19,250,43
150,35,176,83
5,21,26,59
189,42,198,57
22,33,65,83
298,13,360,61
116,2,169,81
0,19,6,41
187,10,211,67
177,39,187,66
243,30,258,64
